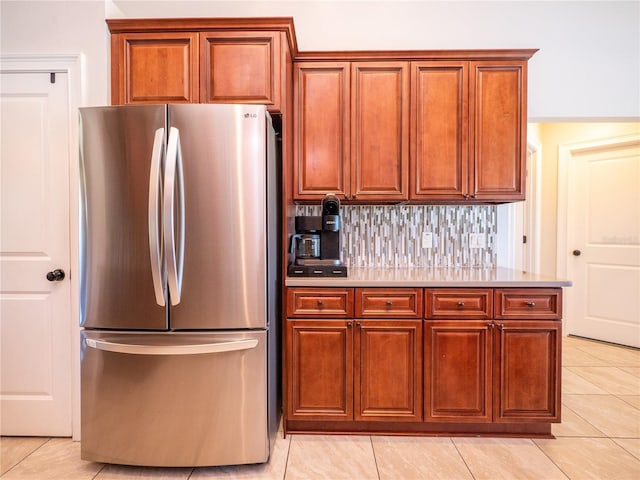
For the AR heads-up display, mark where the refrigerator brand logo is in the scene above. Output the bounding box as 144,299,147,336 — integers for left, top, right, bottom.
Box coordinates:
244,113,258,118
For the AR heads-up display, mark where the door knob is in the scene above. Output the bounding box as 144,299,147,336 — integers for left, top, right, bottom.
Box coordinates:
46,269,65,282
572,250,582,256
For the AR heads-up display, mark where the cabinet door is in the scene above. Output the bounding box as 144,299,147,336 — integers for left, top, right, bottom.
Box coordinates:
351,62,409,201
410,62,468,200
111,32,199,105
200,32,281,109
469,61,527,201
287,320,353,421
425,321,492,422
293,63,350,200
355,320,422,421
494,321,561,422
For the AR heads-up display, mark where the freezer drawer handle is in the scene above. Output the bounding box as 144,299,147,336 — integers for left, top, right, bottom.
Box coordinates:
85,338,259,355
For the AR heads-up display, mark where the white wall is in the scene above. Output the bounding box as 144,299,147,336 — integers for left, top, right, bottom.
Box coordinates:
0,1,108,106
1,1,638,119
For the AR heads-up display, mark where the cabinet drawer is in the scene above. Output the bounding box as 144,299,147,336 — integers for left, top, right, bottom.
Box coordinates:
355,289,423,318
287,288,354,318
495,288,562,320
425,289,493,319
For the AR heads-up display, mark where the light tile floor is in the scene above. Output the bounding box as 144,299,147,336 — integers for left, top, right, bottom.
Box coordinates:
1,336,639,479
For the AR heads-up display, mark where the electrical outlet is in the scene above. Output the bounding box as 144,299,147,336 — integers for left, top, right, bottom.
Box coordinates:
469,233,486,249
422,232,433,249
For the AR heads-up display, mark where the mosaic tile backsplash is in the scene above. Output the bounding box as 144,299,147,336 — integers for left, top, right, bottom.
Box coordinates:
295,205,497,268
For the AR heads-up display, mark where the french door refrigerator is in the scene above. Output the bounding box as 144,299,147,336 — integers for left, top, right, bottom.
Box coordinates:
78,104,280,467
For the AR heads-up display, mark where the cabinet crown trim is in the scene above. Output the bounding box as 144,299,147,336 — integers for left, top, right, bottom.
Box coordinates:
295,49,538,62
106,17,299,54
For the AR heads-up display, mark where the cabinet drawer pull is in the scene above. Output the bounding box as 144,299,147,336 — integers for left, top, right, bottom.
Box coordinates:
386,300,393,307
317,300,324,307
498,323,505,330
526,301,536,308
457,301,465,308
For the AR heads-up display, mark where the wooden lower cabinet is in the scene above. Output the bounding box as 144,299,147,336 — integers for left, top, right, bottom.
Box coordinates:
285,286,562,435
425,319,561,423
287,320,353,421
494,321,561,422
355,320,422,422
425,321,492,422
287,318,422,422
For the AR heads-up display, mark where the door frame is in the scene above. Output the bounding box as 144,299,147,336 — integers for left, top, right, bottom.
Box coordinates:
556,132,640,334
497,137,541,272
1,54,84,440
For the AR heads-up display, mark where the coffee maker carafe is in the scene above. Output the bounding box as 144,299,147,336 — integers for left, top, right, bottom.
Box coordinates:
288,194,348,277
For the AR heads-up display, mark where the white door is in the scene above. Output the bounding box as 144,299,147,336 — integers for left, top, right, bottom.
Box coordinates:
0,71,72,435
564,137,640,348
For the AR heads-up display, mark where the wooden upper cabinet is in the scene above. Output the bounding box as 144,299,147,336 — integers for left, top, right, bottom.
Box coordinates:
200,31,281,108
107,18,296,112
111,32,199,104
351,62,409,201
293,62,351,199
293,61,409,201
411,62,468,200
411,60,527,202
470,61,527,201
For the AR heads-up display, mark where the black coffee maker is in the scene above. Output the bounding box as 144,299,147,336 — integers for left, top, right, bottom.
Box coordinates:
288,194,348,277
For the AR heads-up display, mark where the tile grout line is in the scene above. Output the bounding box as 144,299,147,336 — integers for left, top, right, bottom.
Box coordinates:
369,436,381,480
531,438,571,480
448,437,477,480
1,437,53,478
558,402,607,437
282,432,293,480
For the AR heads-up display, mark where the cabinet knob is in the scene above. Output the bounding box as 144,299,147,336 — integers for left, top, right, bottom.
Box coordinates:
347,322,352,328
498,323,505,330
572,250,582,256
526,302,536,308
386,300,393,307
457,301,465,308
317,299,324,307
356,322,361,327
488,322,495,329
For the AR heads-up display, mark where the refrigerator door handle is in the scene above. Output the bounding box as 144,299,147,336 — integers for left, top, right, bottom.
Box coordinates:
148,127,166,306
164,127,186,306
85,338,259,356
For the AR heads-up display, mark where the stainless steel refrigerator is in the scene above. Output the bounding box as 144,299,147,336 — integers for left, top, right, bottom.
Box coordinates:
78,104,280,467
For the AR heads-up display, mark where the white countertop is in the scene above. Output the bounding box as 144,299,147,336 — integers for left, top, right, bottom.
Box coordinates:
285,267,572,288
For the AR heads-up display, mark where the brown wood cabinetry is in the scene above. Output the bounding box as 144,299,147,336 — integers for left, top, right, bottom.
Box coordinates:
425,288,561,423
286,285,562,435
110,32,200,104
355,320,422,421
494,320,561,422
107,19,295,112
425,321,492,422
411,60,528,201
287,320,353,420
199,31,281,106
293,62,351,198
293,61,409,201
469,61,527,201
410,61,468,200
286,288,423,423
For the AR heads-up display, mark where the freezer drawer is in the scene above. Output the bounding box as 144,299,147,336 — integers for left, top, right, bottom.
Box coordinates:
81,330,268,467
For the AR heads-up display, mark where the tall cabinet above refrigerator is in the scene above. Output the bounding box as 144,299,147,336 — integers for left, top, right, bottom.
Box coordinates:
78,104,280,467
